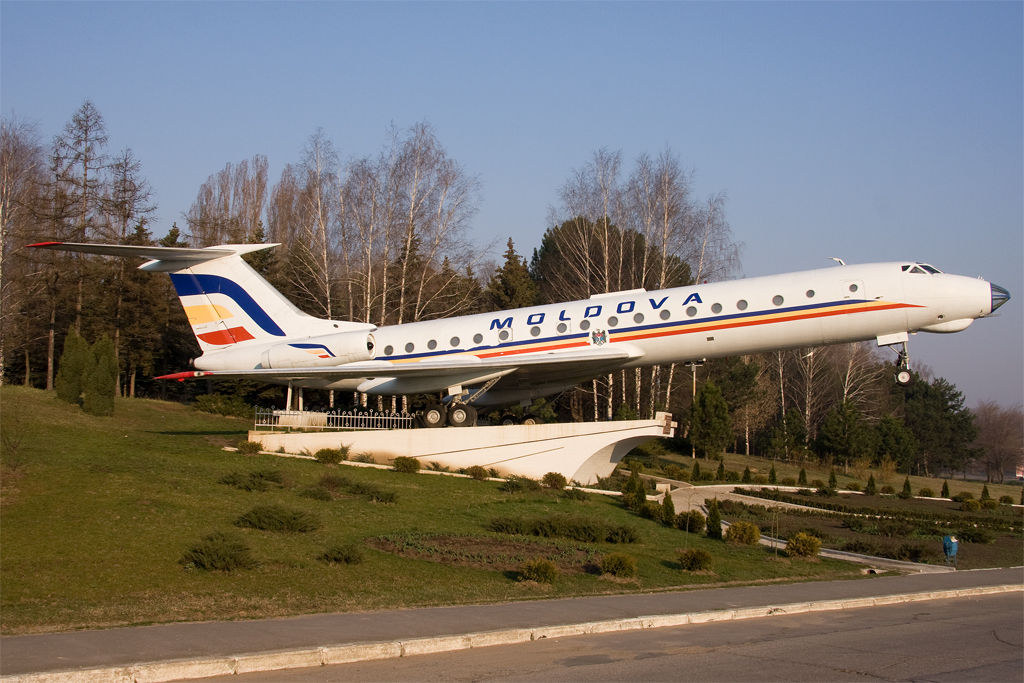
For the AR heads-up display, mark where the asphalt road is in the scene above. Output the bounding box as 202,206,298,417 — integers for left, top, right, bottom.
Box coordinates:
202,593,1023,682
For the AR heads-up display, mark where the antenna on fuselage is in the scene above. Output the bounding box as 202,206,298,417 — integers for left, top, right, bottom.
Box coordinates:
829,257,846,266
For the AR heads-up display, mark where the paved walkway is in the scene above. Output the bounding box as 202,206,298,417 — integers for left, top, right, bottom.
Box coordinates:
2,567,1020,682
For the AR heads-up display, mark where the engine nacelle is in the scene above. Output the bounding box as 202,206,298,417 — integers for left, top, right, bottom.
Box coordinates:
260,332,376,368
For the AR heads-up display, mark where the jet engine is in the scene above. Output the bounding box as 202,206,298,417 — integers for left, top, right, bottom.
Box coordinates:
260,332,376,368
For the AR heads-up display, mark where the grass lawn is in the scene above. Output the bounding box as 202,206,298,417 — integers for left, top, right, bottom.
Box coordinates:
1,387,862,635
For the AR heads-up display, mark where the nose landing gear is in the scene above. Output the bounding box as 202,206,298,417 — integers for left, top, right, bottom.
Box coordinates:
893,342,912,385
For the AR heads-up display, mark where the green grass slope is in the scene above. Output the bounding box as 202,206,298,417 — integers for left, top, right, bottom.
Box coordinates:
1,387,859,635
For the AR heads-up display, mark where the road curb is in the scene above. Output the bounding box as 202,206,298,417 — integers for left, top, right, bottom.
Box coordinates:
4,584,1020,683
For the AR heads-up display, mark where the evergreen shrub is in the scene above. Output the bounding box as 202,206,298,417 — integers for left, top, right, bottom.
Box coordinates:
318,543,364,565
675,509,705,533
392,456,421,473
180,532,258,572
600,552,638,578
724,521,760,545
235,505,321,533
519,558,558,583
542,471,568,489
237,440,263,455
465,465,489,480
676,547,713,571
786,532,821,557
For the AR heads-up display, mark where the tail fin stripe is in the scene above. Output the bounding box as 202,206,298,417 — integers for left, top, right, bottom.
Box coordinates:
170,273,286,337
198,327,255,346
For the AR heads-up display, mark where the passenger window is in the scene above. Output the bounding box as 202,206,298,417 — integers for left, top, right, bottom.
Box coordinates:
473,333,483,344
772,295,784,306
634,313,644,323
427,339,437,350
404,342,415,353
498,330,510,341
607,316,619,327
711,303,723,314
736,300,748,311
659,309,671,320
579,320,591,331
686,306,697,317
384,345,394,355
806,290,815,298
450,337,460,347
530,326,541,337
556,322,568,333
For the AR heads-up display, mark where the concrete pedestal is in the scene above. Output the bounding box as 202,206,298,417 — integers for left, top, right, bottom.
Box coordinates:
249,413,676,484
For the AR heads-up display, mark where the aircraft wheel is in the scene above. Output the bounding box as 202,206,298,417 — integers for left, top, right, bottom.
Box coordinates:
448,404,477,427
499,414,517,426
420,402,447,428
896,370,912,385
521,414,540,426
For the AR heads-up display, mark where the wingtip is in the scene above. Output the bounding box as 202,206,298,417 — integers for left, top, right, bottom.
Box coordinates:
27,241,63,248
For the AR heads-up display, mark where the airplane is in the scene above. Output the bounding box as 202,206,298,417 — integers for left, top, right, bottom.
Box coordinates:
30,241,1011,427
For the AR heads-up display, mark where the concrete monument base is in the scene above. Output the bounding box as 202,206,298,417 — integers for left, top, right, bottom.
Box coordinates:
249,412,676,485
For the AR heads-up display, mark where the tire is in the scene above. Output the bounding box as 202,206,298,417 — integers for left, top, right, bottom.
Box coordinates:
522,415,540,426
448,404,477,427
499,414,517,426
421,402,447,428
896,370,912,385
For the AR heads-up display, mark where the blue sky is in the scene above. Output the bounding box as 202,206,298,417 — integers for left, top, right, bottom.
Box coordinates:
2,1,1021,408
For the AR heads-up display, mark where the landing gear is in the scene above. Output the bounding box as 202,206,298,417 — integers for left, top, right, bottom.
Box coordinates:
893,341,912,385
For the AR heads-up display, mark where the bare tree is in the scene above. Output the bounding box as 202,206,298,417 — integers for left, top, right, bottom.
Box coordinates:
186,155,268,246
972,402,1024,483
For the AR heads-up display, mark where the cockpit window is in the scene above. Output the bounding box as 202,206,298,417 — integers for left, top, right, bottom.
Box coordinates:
919,264,941,274
902,263,942,274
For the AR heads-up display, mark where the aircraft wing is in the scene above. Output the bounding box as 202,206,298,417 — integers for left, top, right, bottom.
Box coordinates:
159,345,643,395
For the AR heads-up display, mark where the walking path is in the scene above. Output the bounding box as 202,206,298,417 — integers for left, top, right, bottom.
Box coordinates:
2,566,1020,682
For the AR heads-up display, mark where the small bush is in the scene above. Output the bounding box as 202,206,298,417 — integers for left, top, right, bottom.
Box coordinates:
980,498,998,510
298,485,333,501
392,456,421,473
488,517,528,535
951,491,974,502
786,532,821,557
180,531,257,572
314,447,347,464
194,393,251,418
606,525,640,544
918,487,935,498
675,509,705,533
519,558,558,583
865,475,877,496
880,485,896,495
236,440,263,455
810,479,826,489
219,469,285,492
998,495,1014,505
541,472,568,490
705,499,723,539
961,499,981,512
780,477,797,487
845,481,861,492
956,527,994,543
640,501,663,520
318,473,352,492
724,521,760,545
500,475,542,493
465,465,489,480
797,468,807,485
600,552,637,578
561,488,590,501
352,453,376,464
235,505,321,533
676,547,712,571
318,543,364,565
741,466,752,483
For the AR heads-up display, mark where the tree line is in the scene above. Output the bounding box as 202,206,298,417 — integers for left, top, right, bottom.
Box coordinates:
2,101,1020,481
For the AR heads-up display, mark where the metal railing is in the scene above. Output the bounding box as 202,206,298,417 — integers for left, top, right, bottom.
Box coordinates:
254,407,416,432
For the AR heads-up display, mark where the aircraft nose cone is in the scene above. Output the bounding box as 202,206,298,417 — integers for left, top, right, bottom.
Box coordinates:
991,283,1011,313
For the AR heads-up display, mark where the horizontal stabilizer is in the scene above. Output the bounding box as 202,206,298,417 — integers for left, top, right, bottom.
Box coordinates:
28,242,278,272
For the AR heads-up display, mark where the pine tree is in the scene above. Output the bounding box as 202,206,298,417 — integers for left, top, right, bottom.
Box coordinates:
828,469,838,490
899,476,912,499
980,484,991,501
768,464,777,485
705,498,722,539
82,335,116,416
483,238,538,311
798,468,807,486
742,466,752,483
865,474,877,496
716,460,725,481
691,461,702,481
689,381,731,458
55,327,89,405
941,480,950,498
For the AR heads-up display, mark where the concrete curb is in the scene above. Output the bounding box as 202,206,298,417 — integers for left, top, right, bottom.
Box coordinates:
3,584,1019,683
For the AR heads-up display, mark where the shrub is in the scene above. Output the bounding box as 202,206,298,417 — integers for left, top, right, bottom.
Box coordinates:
810,479,826,489
676,547,712,571
981,498,998,510
314,446,348,464
780,477,797,487
218,469,284,492
705,499,722,539
606,525,640,544
797,468,807,485
541,472,568,490
194,393,251,418
957,527,994,543
236,440,263,455
715,461,726,480
561,488,590,501
918,487,935,498
786,532,821,557
980,485,991,501
465,465,489,481
519,558,558,583
640,501,663,520
880,485,896,495
660,492,676,525
724,521,760,545
741,466,752,483
235,505,321,533
865,475,877,496
500,475,541,493
951,491,974,502
845,481,861,492
961,499,981,512
180,531,257,572
318,543,364,565
675,509,705,533
488,516,528,535
941,480,950,498
691,461,702,481
898,477,913,499
768,464,777,484
600,552,637,578
828,469,838,490
352,453,376,464
392,456,421,473
298,485,333,501
318,473,353,492
998,495,1014,505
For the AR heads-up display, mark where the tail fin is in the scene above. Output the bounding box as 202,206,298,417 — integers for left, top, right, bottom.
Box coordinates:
29,242,372,354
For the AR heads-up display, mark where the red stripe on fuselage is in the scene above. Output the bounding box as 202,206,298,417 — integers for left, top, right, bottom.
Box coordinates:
197,326,255,345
